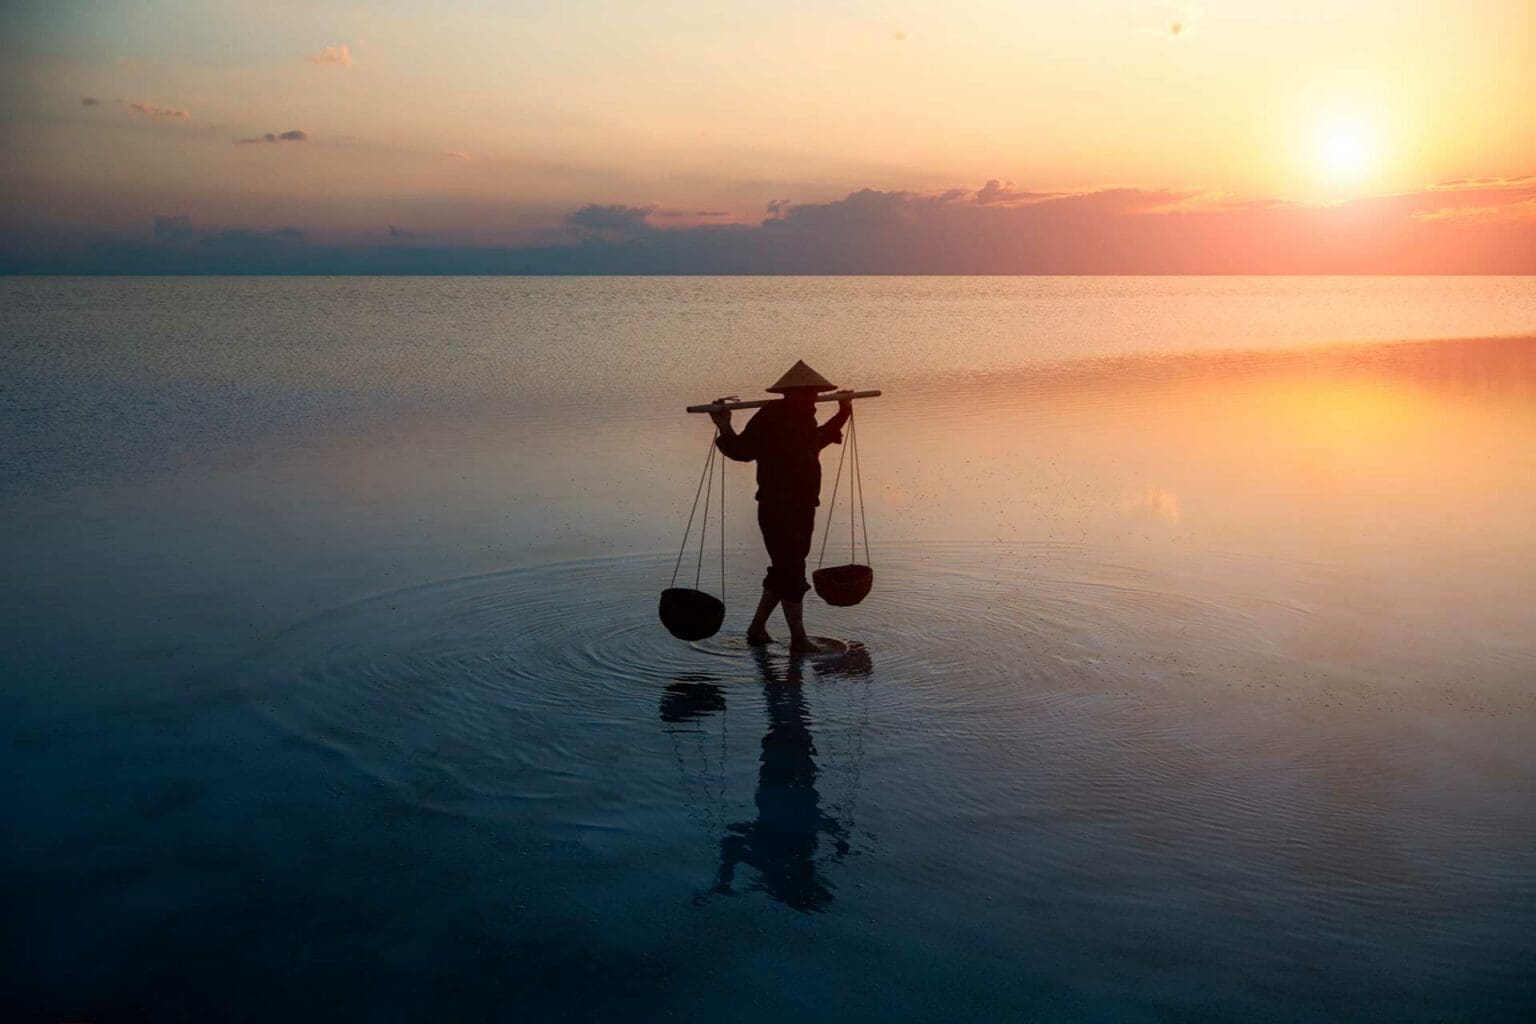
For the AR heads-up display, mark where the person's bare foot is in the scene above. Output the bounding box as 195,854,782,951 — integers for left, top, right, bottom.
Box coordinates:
746,626,774,646
788,635,819,655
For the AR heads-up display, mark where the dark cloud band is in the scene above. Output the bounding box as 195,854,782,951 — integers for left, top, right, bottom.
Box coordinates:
4,180,1533,274
237,129,309,144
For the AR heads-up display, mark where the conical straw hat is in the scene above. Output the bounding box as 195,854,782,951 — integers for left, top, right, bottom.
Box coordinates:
767,359,836,394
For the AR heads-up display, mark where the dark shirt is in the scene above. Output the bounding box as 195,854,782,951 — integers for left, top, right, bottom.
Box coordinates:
715,400,850,507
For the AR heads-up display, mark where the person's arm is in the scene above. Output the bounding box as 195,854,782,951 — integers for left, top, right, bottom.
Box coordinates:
713,404,761,462
816,399,853,449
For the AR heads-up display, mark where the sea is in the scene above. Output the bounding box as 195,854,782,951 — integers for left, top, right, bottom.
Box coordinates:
2,276,1534,1021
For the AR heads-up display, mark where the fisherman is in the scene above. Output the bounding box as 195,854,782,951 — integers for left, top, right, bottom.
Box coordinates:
711,360,851,652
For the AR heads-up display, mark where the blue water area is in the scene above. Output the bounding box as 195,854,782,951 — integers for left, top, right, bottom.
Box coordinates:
2,277,1534,1021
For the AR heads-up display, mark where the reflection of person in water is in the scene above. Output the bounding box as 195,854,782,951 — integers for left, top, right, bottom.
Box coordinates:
659,646,873,912
710,650,852,913
711,360,851,653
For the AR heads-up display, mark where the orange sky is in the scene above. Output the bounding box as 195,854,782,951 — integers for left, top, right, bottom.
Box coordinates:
0,1,1531,270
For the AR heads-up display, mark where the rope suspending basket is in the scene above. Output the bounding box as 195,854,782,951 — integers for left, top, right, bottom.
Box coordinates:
814,408,874,607
660,428,728,641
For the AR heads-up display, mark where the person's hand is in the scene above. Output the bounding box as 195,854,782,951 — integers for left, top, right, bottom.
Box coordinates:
709,397,736,430
838,396,853,415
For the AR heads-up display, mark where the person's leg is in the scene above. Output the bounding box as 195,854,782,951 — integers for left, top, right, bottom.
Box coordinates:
759,502,816,649
747,587,779,645
751,503,787,644
780,505,817,652
782,598,815,653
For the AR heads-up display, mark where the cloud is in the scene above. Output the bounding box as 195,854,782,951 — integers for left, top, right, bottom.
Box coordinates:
387,225,433,240
567,203,655,236
237,129,309,144
650,209,728,219
975,179,1057,206
1041,186,1198,213
1431,175,1536,191
79,96,193,122
152,215,198,244
1408,178,1536,224
10,180,1535,275
1379,177,1536,219
565,203,727,234
152,215,304,247
553,180,1536,274
542,182,1536,273
307,45,354,67
445,151,471,160
1414,198,1536,225
127,101,190,120
117,215,308,270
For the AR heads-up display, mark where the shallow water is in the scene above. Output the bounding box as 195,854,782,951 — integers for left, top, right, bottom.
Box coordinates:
2,277,1534,1021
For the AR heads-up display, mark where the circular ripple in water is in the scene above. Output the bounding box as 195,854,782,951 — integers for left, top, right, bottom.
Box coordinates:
238,543,1309,823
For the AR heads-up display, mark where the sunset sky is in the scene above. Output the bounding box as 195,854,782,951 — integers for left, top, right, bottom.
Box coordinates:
1,0,1532,272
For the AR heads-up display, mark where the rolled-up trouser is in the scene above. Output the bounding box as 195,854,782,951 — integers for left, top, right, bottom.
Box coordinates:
757,502,816,601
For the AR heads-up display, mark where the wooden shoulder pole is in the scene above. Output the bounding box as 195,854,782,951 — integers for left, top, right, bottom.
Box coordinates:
686,389,882,414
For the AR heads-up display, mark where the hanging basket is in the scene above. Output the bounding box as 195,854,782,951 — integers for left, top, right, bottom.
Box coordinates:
659,587,726,641
812,564,873,607
661,424,728,642
814,407,875,609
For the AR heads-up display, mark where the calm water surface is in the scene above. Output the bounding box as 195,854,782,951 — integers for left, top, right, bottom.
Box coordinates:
2,277,1534,1021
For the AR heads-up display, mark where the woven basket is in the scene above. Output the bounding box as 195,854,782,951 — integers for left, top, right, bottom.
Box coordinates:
812,564,873,607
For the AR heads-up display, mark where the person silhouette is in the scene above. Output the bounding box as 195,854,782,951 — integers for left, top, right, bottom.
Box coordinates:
711,360,851,653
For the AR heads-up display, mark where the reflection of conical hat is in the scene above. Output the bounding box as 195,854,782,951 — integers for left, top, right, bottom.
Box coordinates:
767,360,836,394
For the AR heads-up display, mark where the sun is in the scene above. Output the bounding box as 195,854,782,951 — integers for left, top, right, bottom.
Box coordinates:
1319,128,1369,177
1311,115,1380,184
